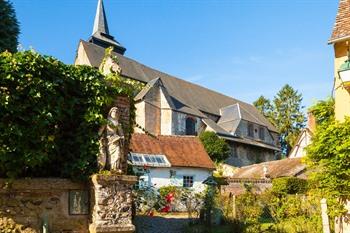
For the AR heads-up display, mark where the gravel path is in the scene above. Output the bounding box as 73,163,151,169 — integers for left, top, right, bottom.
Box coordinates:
134,216,192,233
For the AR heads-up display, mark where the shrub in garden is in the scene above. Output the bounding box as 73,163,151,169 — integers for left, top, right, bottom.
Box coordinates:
271,177,308,196
236,190,263,232
0,51,135,180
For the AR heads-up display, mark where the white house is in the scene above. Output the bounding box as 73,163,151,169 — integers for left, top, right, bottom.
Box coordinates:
288,128,313,158
129,133,215,192
289,112,315,158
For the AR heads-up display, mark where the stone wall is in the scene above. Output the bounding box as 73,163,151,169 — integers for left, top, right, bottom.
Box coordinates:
172,111,202,135
226,141,277,167
0,178,89,233
89,174,137,233
115,95,131,173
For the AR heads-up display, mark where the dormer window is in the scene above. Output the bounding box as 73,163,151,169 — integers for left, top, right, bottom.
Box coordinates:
259,127,265,140
186,117,196,135
248,123,254,137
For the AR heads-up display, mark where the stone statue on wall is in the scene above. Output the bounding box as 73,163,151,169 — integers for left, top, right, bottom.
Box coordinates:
98,107,125,173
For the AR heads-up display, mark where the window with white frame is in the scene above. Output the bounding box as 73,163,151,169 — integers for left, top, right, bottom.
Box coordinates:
183,176,194,188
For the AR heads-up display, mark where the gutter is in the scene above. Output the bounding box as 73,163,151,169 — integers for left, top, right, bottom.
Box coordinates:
328,35,350,44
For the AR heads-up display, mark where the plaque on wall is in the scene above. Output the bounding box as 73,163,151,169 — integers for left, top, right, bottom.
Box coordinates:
69,190,89,215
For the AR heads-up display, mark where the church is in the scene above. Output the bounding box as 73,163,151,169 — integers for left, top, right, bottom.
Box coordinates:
75,0,281,168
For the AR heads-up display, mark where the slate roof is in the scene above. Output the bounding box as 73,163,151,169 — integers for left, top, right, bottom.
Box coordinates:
89,0,126,54
329,0,350,43
79,40,278,133
129,133,215,170
229,158,306,179
202,118,232,136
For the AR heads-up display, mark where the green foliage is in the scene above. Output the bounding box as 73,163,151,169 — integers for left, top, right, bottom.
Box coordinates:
308,97,334,126
236,191,263,232
0,0,20,53
0,50,135,180
199,131,230,162
260,191,322,233
134,185,203,216
271,177,308,196
253,95,274,119
254,85,305,156
306,117,350,217
158,185,181,198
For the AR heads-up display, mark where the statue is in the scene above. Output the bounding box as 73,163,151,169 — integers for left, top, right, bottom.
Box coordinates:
98,107,124,173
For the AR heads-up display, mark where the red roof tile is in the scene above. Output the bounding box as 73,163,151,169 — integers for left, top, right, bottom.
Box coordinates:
330,0,350,43
130,133,215,169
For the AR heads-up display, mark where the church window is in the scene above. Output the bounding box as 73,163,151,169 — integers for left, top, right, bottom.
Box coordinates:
185,117,196,135
259,127,265,140
248,123,254,137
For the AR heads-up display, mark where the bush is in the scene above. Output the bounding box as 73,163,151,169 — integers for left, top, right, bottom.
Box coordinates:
272,177,308,196
236,191,263,232
159,185,181,198
199,131,230,162
0,51,134,180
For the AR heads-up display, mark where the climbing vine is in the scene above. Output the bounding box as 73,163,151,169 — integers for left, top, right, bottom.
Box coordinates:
306,99,350,218
0,50,136,180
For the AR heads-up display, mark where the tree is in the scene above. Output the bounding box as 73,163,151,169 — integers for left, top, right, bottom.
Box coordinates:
253,95,273,119
0,0,20,53
199,131,230,162
254,85,305,156
273,85,305,155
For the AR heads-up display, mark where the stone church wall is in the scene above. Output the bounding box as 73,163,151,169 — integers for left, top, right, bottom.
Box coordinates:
172,111,201,135
226,141,276,167
0,178,89,233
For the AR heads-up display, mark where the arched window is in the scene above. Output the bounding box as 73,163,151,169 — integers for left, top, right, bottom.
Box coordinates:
185,117,196,135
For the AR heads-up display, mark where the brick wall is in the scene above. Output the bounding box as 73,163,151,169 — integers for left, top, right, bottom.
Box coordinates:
115,96,132,173
115,96,130,128
0,179,89,233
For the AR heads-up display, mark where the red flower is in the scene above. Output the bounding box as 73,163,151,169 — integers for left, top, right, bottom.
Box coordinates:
165,192,174,203
160,205,171,213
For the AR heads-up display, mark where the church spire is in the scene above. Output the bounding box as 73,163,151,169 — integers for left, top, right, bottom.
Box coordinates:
93,0,109,35
89,0,126,55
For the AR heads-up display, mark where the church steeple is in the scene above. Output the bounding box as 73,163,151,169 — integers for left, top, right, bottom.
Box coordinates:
89,0,126,55
92,0,110,35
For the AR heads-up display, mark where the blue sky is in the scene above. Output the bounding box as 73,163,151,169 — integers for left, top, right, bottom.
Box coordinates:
12,0,338,108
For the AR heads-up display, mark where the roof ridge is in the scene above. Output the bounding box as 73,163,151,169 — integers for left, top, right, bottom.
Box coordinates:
133,133,197,138
109,45,255,108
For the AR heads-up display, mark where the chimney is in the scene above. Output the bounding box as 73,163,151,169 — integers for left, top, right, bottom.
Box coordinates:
307,111,316,133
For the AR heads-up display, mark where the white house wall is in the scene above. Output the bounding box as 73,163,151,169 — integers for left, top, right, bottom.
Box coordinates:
289,130,312,158
139,167,212,193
